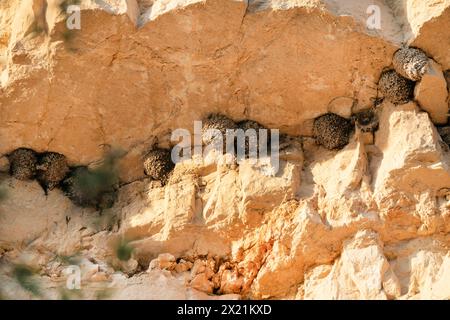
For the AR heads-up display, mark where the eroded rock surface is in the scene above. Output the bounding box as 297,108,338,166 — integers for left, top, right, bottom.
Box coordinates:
0,0,449,300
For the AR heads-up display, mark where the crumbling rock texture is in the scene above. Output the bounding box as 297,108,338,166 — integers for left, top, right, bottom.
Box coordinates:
378,70,415,105
0,0,450,301
313,113,353,150
7,148,38,181
414,59,449,124
36,152,69,191
393,47,429,81
143,148,175,183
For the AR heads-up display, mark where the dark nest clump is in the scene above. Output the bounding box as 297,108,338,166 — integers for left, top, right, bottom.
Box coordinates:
393,47,429,81
202,113,238,148
236,120,269,158
444,70,450,87
313,113,353,150
61,166,118,209
143,148,175,184
96,190,118,210
61,167,93,207
352,109,379,133
438,127,450,146
36,152,69,191
378,70,415,105
8,148,38,180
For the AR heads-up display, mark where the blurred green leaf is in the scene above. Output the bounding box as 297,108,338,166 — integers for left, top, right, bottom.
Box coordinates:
59,287,83,300
77,150,122,200
70,149,122,209
95,288,113,300
12,264,41,297
115,239,134,262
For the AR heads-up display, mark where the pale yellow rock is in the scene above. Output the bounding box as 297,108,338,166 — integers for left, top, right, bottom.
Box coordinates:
0,0,398,165
426,254,450,299
174,259,193,273
327,96,354,119
90,272,110,282
312,138,367,197
374,101,450,205
414,59,449,124
409,1,450,70
385,236,450,299
382,268,402,299
303,230,400,300
372,102,450,241
157,253,176,270
107,270,222,299
190,272,214,294
0,0,450,301
219,269,243,294
120,258,139,274
0,178,68,245
79,258,100,281
239,159,301,225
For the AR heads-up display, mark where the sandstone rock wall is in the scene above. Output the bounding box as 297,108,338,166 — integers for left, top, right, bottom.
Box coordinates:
0,0,449,300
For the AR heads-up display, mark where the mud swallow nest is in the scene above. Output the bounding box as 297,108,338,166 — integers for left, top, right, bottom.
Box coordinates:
393,47,429,81
8,148,38,180
313,113,353,150
143,148,175,183
378,70,415,105
36,152,69,190
97,191,118,210
61,167,94,207
237,120,268,157
238,119,265,132
352,109,379,133
61,166,117,209
202,113,238,147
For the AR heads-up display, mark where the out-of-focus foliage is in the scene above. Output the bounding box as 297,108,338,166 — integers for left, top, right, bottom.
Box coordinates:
115,239,134,262
12,264,42,297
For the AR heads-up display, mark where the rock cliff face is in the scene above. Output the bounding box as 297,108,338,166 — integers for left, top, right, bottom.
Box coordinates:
0,0,449,300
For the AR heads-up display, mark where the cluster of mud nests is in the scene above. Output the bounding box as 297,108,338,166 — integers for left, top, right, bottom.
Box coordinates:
201,114,272,155
378,47,427,105
312,49,434,150
378,46,449,145
6,49,449,206
6,148,117,210
311,109,379,150
8,149,69,190
143,114,276,183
